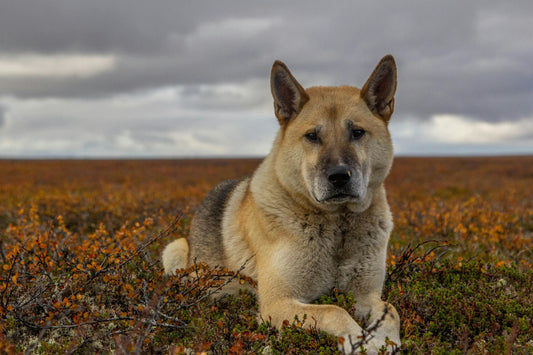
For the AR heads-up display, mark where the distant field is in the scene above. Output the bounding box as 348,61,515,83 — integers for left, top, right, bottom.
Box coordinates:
0,157,532,353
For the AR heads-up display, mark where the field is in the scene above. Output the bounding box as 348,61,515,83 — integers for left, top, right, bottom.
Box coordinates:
0,157,532,354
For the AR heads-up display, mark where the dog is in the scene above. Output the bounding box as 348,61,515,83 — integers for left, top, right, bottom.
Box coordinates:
162,55,400,353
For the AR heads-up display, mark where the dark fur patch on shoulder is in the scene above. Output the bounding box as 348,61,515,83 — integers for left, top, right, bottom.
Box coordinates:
202,179,241,220
188,179,244,267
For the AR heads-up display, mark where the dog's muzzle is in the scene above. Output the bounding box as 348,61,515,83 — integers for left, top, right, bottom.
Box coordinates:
312,164,367,204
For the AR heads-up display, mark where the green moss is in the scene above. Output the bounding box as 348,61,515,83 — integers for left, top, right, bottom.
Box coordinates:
390,259,532,353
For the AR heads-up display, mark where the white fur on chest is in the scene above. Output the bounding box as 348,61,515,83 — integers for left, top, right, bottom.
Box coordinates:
275,208,392,301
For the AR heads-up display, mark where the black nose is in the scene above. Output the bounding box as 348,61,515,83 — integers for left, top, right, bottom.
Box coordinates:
327,165,352,188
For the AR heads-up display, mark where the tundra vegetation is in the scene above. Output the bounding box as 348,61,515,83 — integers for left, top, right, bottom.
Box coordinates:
0,157,531,354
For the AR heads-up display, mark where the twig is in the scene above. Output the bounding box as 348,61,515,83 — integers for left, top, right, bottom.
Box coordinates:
347,305,400,354
183,255,254,308
387,240,450,282
115,214,182,270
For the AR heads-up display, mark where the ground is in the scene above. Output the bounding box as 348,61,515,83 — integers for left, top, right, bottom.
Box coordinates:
0,157,531,354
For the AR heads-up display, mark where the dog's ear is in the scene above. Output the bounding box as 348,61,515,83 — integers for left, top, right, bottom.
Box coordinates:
361,55,397,122
270,60,309,125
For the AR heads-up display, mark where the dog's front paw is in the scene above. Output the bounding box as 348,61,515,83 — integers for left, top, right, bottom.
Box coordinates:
339,335,399,354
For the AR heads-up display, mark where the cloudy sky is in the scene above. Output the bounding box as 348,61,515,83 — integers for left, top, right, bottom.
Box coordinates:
0,0,532,157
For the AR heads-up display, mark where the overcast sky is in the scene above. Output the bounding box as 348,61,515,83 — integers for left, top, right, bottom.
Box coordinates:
0,0,532,157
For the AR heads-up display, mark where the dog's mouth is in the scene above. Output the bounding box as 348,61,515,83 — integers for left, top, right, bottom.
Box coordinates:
319,193,359,204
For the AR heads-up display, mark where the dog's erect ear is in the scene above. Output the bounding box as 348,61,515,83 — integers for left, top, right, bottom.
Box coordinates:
361,55,397,122
270,60,309,125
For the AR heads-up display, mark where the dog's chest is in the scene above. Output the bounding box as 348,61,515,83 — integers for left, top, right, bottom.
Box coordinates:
299,213,352,257
290,211,389,299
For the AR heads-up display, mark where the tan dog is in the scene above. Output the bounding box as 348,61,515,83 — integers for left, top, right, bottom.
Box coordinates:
162,55,400,353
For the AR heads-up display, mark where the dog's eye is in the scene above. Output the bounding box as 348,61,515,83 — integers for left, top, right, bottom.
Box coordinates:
304,131,320,143
351,129,366,141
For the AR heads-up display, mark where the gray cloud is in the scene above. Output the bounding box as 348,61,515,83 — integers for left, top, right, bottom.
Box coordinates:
0,105,5,128
0,0,532,157
1,0,532,124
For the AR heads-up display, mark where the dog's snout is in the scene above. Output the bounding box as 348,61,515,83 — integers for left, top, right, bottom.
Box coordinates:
327,166,352,188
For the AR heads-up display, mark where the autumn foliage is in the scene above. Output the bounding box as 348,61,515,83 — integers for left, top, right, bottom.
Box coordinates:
0,157,532,353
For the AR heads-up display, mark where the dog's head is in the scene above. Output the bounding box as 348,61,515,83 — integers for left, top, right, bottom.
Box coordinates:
270,56,397,212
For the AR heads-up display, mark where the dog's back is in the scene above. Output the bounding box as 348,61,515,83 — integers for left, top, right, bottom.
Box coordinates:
187,179,242,267
162,178,244,274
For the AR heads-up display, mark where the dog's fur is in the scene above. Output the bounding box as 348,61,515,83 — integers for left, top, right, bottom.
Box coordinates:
162,55,400,353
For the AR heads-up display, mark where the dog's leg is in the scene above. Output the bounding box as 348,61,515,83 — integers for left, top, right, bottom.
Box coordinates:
260,298,373,354
258,270,388,354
